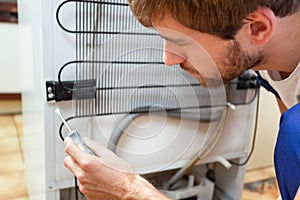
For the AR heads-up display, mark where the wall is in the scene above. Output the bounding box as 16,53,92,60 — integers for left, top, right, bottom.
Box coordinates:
247,88,281,170
0,23,21,93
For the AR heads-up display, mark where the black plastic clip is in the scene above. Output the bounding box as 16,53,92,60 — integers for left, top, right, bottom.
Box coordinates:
46,80,96,102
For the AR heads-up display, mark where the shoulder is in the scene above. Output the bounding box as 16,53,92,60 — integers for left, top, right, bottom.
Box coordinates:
280,102,300,132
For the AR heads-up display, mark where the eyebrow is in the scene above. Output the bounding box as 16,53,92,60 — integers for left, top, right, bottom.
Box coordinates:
158,34,187,44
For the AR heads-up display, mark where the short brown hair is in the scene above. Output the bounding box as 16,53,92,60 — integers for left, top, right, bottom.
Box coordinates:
128,0,300,39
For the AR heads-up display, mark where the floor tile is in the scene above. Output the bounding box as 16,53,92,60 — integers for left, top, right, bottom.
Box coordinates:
242,189,277,200
243,175,279,200
1,197,29,200
13,114,23,136
0,136,19,154
244,166,276,184
18,135,25,160
0,171,28,199
0,115,17,139
0,151,24,173
10,196,29,200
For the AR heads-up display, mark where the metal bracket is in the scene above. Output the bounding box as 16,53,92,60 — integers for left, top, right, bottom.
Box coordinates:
237,71,259,89
46,80,96,102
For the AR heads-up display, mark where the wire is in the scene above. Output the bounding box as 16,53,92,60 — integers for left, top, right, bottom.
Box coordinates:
108,106,224,152
75,177,79,200
229,87,260,166
108,113,140,152
165,106,227,189
164,85,260,188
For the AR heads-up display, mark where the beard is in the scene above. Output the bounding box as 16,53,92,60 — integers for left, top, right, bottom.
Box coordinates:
219,40,264,82
180,40,264,87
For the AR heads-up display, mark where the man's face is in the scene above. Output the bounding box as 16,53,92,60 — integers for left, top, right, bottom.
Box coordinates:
153,15,265,87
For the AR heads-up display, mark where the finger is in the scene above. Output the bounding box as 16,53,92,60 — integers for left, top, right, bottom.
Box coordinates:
64,137,81,156
64,137,94,170
64,156,81,176
64,156,96,188
81,138,133,173
78,183,105,198
83,137,115,158
82,137,103,157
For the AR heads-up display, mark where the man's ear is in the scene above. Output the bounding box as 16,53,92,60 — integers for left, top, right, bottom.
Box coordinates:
243,7,276,45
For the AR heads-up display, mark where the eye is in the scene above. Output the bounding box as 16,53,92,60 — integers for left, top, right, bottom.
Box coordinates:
176,41,188,46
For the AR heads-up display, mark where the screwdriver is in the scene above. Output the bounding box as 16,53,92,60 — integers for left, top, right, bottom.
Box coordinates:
55,107,96,156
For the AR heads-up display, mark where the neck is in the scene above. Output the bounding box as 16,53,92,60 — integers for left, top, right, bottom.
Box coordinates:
263,11,300,74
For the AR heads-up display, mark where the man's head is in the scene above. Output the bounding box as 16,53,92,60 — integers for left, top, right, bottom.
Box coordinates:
128,0,300,85
128,0,299,39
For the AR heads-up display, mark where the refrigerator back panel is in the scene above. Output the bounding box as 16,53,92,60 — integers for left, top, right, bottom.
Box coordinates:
50,0,258,186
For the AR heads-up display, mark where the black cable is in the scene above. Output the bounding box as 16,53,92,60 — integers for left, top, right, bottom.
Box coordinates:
75,177,79,200
56,0,156,35
229,87,260,166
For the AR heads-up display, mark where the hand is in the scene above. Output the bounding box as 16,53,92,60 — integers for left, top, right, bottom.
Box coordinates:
64,137,169,200
64,137,134,199
83,137,133,172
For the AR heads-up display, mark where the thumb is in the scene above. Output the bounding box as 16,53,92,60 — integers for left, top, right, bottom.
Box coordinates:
82,137,124,160
82,137,134,173
82,137,108,157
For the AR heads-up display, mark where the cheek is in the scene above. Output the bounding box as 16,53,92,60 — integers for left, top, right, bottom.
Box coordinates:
195,35,228,56
182,43,226,75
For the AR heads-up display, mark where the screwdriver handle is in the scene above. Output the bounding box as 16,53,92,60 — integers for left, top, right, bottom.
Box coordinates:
69,131,96,156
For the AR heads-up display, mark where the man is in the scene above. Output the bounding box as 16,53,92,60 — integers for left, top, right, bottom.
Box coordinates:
64,0,300,199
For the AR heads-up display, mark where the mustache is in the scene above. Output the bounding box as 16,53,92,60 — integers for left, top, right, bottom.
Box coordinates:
180,64,199,74
179,64,225,87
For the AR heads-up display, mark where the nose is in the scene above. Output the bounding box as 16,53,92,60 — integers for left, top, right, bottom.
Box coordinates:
163,42,186,66
163,50,186,66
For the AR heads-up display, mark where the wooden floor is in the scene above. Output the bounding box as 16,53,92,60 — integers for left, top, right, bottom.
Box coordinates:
0,113,28,199
0,100,280,200
242,167,280,200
